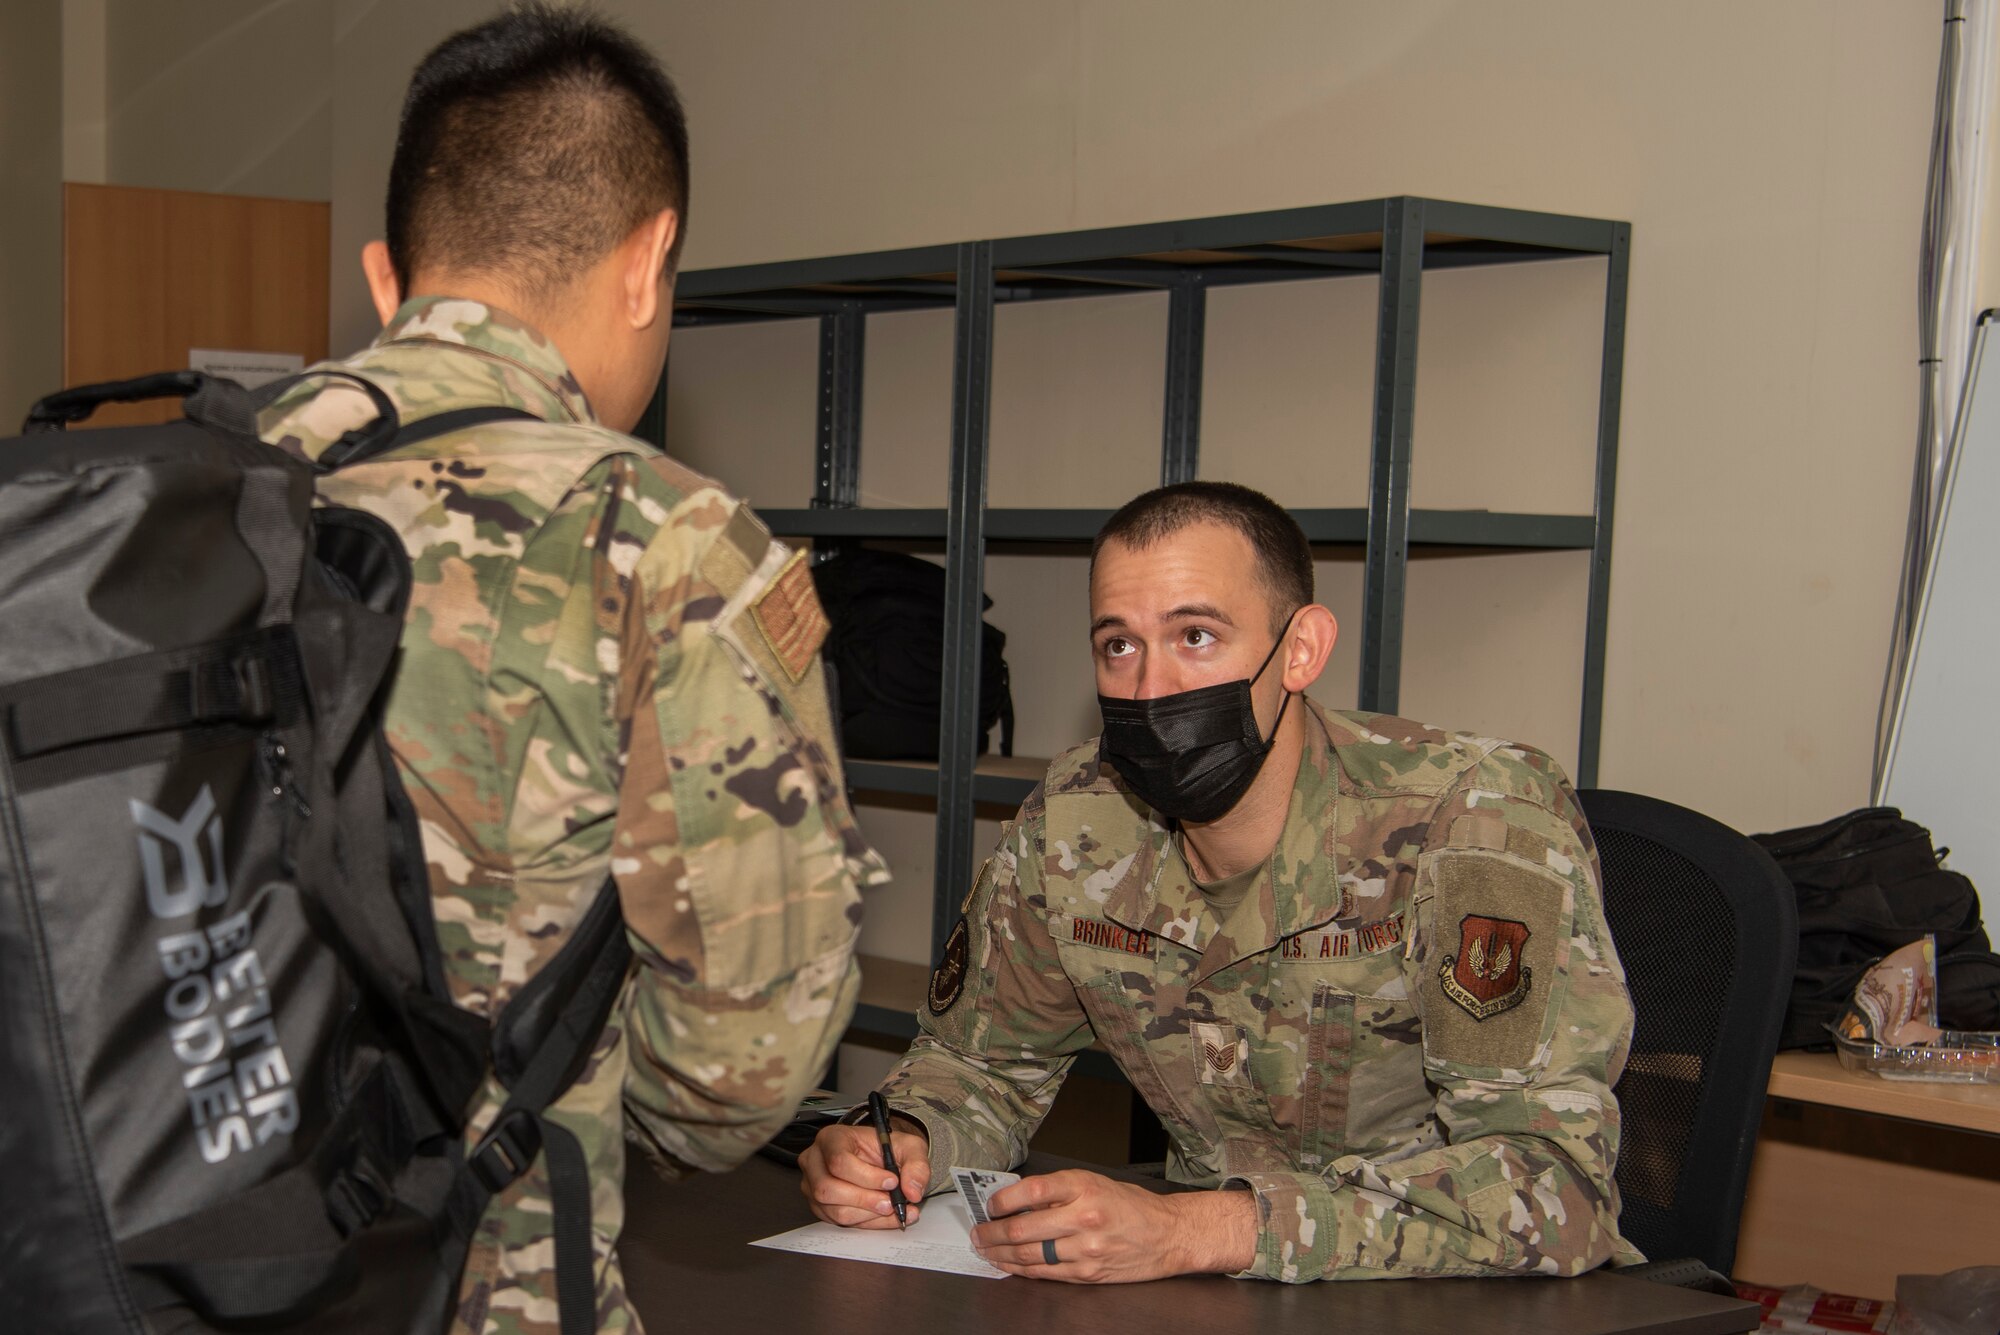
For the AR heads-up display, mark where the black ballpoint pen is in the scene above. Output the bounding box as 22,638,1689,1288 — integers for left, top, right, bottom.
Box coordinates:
867,1091,911,1229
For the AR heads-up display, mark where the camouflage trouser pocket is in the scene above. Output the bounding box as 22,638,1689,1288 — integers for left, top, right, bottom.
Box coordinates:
1297,983,1356,1170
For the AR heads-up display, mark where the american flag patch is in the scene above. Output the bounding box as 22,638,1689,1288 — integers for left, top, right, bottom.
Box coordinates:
750,549,828,682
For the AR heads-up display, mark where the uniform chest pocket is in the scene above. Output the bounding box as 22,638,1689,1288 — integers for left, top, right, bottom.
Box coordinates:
1072,968,1202,1139
1298,976,1432,1168
1069,952,1289,1177
1297,982,1356,1170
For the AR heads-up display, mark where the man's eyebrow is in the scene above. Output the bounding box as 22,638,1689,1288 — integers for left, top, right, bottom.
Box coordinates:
1088,604,1236,637
1164,602,1234,626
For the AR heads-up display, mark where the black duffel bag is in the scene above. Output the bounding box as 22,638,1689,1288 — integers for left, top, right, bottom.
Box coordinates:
811,548,1014,762
1753,807,2000,1049
0,372,626,1334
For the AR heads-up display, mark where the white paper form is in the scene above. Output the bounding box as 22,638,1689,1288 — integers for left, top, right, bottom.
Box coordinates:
750,1190,1008,1279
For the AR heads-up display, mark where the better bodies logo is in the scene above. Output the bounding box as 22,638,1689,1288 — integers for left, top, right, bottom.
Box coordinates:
133,785,299,1164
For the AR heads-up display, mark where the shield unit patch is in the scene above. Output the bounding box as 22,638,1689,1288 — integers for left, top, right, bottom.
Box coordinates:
1440,914,1533,1021
927,917,970,1015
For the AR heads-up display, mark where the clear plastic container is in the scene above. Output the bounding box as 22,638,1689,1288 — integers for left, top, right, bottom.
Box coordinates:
1830,1028,2000,1083
1827,935,2000,1083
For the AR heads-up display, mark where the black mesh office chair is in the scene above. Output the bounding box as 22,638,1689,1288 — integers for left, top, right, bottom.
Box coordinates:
1577,788,1798,1280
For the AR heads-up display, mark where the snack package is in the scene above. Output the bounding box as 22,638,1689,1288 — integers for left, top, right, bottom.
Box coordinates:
1830,938,2000,1083
1735,1282,1897,1333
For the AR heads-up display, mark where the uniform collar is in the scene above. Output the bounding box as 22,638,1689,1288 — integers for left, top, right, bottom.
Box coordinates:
375,296,596,424
1097,697,1354,982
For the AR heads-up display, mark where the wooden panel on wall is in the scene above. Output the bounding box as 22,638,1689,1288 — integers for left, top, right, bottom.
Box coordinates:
64,182,327,425
1733,1100,2000,1298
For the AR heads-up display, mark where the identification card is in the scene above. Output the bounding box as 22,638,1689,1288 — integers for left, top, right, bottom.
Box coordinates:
950,1166,1021,1227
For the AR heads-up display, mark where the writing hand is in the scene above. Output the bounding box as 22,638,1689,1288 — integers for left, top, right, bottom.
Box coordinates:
799,1117,931,1230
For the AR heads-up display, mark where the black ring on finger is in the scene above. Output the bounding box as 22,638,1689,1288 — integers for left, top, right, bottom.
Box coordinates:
1041,1238,1059,1266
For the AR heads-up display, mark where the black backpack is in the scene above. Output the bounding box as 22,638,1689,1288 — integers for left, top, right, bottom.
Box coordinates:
810,547,1014,761
1752,807,2000,1050
0,372,628,1335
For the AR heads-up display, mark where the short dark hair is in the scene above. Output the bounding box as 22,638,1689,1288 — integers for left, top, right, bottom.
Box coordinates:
386,4,690,302
1092,482,1314,631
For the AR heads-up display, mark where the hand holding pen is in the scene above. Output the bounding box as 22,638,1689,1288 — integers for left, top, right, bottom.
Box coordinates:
868,1091,912,1229
797,1093,933,1230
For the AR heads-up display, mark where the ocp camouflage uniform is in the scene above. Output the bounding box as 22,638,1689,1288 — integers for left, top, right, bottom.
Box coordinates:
261,296,886,1334
881,698,1641,1282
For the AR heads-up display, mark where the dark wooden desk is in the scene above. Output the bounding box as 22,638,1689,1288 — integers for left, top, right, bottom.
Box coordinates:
621,1153,1761,1335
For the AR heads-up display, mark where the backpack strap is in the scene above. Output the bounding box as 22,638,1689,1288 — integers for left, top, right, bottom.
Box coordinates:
329,404,543,469
254,368,401,467
261,366,538,470
446,878,633,1335
3,627,303,762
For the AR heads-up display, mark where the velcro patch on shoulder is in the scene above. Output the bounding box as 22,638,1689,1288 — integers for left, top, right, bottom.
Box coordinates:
1448,813,1508,851
1449,812,1555,864
721,505,773,569
1421,850,1568,1075
750,549,829,683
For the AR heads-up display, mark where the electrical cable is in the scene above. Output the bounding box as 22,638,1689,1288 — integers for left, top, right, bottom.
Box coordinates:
1875,0,1968,799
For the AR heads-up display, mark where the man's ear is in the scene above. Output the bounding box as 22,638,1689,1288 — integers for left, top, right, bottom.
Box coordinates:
1281,604,1338,694
361,241,402,327
622,207,680,331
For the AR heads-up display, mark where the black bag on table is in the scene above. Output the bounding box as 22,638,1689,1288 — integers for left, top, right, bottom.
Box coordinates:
810,547,1014,761
0,372,628,1335
1752,807,2000,1050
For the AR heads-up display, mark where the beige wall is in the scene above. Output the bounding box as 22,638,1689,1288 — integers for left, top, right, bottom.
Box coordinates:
628,0,1933,841
326,0,498,351
2,0,64,426
100,0,332,202
80,3,1950,967
597,0,1936,969
62,0,106,182
320,1,1940,966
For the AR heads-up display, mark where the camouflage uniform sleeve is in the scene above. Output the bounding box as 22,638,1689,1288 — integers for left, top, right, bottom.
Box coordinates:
1226,745,1639,1281
609,484,880,1176
876,788,1097,1195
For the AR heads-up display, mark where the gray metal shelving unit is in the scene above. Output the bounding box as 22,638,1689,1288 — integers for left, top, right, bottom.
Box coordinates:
652,197,1630,1043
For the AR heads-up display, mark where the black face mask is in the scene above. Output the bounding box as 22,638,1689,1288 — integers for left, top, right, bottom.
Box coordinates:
1096,622,1293,824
